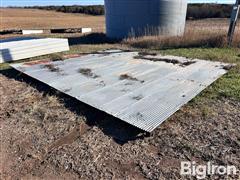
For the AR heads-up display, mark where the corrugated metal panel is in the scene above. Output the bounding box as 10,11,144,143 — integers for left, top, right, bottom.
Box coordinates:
0,37,69,63
104,0,188,38
11,50,230,132
22,30,44,35
81,28,92,34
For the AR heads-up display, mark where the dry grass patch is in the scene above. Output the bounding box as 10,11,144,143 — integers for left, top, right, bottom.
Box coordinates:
125,29,240,50
124,19,240,49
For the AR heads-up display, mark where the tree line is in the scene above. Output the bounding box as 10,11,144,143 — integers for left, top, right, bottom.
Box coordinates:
24,5,104,15
20,4,238,19
187,4,234,19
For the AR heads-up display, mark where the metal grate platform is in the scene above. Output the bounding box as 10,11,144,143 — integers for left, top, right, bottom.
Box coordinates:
11,50,230,132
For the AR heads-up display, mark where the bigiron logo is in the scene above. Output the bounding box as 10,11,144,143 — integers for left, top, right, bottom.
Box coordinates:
180,161,239,179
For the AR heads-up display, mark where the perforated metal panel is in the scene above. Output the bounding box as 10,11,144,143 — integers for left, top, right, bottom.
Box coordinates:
11,50,230,132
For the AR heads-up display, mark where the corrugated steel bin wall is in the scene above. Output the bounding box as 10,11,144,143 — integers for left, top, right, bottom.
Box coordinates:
104,0,188,38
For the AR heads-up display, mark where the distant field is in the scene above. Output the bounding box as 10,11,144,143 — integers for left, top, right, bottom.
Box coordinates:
0,8,105,31
2,8,239,31
187,18,234,31
2,8,240,33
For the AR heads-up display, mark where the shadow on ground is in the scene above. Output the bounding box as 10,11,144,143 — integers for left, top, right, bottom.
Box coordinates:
0,68,149,145
68,33,121,46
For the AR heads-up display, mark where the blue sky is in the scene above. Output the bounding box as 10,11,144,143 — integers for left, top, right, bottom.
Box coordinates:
1,0,235,7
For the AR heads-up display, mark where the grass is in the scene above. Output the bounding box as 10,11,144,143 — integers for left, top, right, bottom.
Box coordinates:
0,63,10,71
159,48,240,101
49,53,64,61
159,48,240,64
124,29,240,49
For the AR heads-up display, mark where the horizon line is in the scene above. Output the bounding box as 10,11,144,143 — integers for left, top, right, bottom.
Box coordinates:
1,2,235,8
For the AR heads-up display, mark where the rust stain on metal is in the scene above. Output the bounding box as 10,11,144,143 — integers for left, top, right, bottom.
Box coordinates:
42,64,62,73
119,74,144,83
132,95,144,101
134,54,196,67
78,68,100,79
23,59,50,66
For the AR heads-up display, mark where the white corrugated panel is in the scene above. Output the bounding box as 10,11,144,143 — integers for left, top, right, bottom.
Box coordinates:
11,50,230,132
22,30,44,35
0,37,69,63
81,28,92,33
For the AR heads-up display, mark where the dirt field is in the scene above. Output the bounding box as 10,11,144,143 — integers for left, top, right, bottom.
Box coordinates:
1,69,239,179
0,8,105,31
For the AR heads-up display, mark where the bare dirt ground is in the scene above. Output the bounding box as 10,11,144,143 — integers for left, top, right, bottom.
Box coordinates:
0,8,105,31
1,69,239,179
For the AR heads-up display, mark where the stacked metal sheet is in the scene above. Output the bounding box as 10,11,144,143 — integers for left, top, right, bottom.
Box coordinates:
0,37,69,63
22,30,44,35
11,50,230,132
